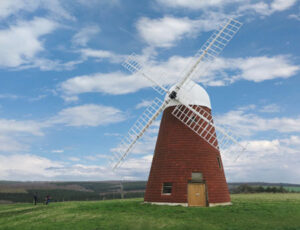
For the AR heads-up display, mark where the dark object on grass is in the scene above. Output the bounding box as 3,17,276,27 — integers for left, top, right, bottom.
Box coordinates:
33,193,38,205
45,195,51,205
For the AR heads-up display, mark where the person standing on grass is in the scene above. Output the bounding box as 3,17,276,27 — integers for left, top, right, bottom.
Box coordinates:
45,195,51,205
33,193,38,205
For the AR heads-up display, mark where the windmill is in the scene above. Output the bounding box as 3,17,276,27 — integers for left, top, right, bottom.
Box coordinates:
110,18,245,207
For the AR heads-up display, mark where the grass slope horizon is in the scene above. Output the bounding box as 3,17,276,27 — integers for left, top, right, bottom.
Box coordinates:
0,194,300,230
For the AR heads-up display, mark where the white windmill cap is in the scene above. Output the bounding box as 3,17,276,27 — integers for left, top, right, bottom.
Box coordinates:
165,81,211,109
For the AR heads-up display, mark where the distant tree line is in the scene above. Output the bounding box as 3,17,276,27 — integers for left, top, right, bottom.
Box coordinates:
231,184,295,194
0,189,145,203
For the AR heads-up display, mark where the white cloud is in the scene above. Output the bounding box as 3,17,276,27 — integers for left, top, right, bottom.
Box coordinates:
0,154,63,180
259,104,281,113
69,157,80,162
0,103,126,153
28,58,84,71
0,119,44,136
0,94,19,100
0,0,74,20
0,118,45,153
136,100,154,109
0,153,117,181
114,154,153,179
84,154,110,161
289,13,300,20
77,0,120,7
191,55,299,85
60,54,299,99
60,72,151,97
0,17,57,68
51,149,64,153
232,56,299,82
238,0,298,16
80,49,124,63
136,16,223,48
72,26,101,46
215,106,300,137
157,0,298,16
222,135,300,183
156,0,241,10
137,16,197,48
0,135,26,152
50,104,126,127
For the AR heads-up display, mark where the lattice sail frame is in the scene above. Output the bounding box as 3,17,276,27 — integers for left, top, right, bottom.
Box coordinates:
110,98,168,169
176,18,242,93
122,53,169,95
172,103,245,156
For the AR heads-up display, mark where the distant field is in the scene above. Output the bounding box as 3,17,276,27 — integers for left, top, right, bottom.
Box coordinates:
285,186,300,192
0,193,299,230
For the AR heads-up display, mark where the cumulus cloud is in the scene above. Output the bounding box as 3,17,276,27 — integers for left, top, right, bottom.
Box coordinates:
136,15,224,48
0,154,63,180
156,0,241,10
0,103,126,152
215,105,300,136
60,72,151,97
238,0,298,16
259,104,281,113
0,0,74,20
60,54,299,100
49,104,126,127
156,0,298,17
0,17,57,68
72,25,101,46
191,55,299,85
136,100,154,109
0,135,26,152
0,153,143,181
76,0,120,7
222,135,300,183
0,117,46,153
0,119,45,136
80,49,124,63
51,149,64,153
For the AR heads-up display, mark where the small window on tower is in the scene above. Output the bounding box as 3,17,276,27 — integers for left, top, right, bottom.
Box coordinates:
162,182,172,194
192,172,203,182
217,157,222,169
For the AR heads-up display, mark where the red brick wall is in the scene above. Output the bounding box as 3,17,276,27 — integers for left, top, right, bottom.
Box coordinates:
144,106,231,204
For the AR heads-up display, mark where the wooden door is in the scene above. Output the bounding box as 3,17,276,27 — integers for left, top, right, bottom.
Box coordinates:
188,183,206,207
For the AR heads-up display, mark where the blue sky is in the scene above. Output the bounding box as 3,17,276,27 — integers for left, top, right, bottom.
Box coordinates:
0,0,300,183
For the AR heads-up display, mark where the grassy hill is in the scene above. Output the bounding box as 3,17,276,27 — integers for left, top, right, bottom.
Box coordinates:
0,194,299,230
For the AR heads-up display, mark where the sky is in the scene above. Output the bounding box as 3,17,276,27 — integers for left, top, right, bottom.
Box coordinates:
0,0,299,183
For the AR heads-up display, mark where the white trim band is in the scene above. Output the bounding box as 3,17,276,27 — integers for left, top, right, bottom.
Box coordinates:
209,202,232,207
144,202,188,207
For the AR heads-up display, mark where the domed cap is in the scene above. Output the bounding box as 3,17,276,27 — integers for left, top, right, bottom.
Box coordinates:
165,81,211,109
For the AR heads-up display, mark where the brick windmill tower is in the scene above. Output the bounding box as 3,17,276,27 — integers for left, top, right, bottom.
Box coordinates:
110,18,245,207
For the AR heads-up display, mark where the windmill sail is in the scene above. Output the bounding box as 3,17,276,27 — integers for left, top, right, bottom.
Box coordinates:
175,18,242,92
122,53,169,95
172,102,245,154
110,97,169,169
111,18,244,170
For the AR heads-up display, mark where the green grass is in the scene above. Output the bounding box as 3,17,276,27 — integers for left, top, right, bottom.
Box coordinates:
0,194,299,230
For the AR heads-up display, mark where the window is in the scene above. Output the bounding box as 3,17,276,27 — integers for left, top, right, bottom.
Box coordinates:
217,157,222,169
192,172,203,182
162,182,172,194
